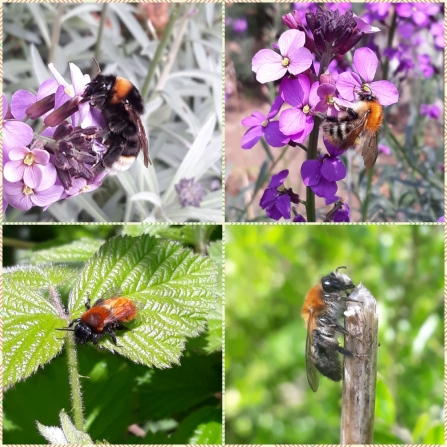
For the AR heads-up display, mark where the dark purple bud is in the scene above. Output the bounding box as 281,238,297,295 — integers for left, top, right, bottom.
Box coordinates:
59,141,75,157
80,126,102,136
287,189,300,204
54,151,71,170
314,29,327,53
53,122,73,140
75,152,97,165
25,93,55,119
306,12,317,32
282,13,298,29
325,19,337,42
76,163,94,180
56,168,72,189
44,97,79,127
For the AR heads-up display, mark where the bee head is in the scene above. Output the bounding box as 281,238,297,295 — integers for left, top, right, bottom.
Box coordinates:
73,322,94,344
321,267,355,293
357,90,377,102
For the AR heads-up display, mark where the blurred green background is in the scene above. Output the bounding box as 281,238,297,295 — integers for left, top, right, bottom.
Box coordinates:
225,225,444,444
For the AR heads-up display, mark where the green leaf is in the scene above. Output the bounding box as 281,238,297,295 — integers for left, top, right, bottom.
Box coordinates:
169,406,222,444
22,238,105,263
206,241,222,352
4,265,74,387
37,409,93,444
69,234,218,368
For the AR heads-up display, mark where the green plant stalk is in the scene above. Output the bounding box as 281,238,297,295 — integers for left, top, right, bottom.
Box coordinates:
142,4,181,100
382,7,397,81
305,121,320,222
65,332,85,430
48,4,64,63
361,169,374,221
92,4,109,76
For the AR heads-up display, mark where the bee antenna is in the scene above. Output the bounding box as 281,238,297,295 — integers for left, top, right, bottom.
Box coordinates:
336,265,347,272
56,327,74,332
92,57,101,75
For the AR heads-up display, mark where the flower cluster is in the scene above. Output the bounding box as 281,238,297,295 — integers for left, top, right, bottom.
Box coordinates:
241,4,404,222
3,63,109,213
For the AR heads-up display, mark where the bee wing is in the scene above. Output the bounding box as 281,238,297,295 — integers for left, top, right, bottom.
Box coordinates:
103,297,137,325
338,111,370,151
305,307,319,392
125,104,152,167
360,130,378,169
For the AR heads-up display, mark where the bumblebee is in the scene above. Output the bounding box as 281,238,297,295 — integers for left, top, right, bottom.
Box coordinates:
81,72,151,175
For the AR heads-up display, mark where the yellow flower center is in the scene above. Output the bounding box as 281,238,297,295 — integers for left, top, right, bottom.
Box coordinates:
81,185,90,193
282,58,290,67
303,104,310,114
278,184,285,192
23,185,34,196
64,85,74,97
362,84,372,94
327,96,334,105
262,120,269,127
23,153,35,166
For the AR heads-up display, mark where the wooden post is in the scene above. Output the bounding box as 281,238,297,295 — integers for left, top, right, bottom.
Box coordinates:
340,283,379,443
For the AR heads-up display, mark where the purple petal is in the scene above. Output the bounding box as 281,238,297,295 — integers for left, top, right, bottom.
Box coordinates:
9,146,29,160
241,126,263,149
278,29,305,56
321,157,346,182
37,79,58,99
269,169,289,188
267,96,285,119
3,180,33,211
311,177,337,199
336,72,362,101
11,90,36,120
32,184,64,207
264,121,289,147
252,49,285,84
279,107,306,136
3,94,8,120
69,63,87,96
4,160,26,182
316,83,336,99
293,214,306,222
353,47,378,83
35,164,57,191
32,148,50,165
23,165,44,188
275,194,291,219
260,188,277,209
324,138,346,157
288,47,313,75
3,121,34,152
354,16,380,34
301,159,322,186
242,111,266,127
265,203,283,221
280,75,309,107
370,80,399,106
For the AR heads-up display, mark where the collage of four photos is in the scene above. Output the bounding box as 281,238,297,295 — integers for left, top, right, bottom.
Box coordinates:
2,2,444,445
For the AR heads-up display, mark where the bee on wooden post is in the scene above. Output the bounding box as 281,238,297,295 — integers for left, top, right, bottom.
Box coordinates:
301,266,360,392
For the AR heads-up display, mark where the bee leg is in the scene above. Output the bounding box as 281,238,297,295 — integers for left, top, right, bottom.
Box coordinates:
337,346,354,357
91,139,125,175
84,297,91,310
106,326,120,346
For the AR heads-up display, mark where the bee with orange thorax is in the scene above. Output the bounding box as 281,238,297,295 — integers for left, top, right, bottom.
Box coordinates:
301,266,358,392
319,91,383,169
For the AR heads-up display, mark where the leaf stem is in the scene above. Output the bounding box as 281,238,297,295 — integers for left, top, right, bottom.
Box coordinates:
65,333,85,430
361,169,373,222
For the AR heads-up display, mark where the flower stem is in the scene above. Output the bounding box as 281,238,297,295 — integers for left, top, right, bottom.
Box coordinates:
361,169,373,221
65,332,84,430
305,119,320,222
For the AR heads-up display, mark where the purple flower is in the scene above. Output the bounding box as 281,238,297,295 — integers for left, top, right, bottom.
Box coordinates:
3,163,64,211
417,54,434,78
175,178,206,207
293,214,306,222
395,4,440,27
3,94,34,155
241,96,289,149
279,75,319,142
301,139,346,199
332,202,350,222
421,104,441,120
431,22,444,49
363,4,391,22
378,144,391,156
259,170,299,220
4,146,50,188
252,29,312,84
437,216,444,223
233,18,247,33
336,47,399,106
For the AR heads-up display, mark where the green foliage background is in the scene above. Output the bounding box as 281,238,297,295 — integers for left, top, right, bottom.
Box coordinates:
4,224,222,444
225,225,444,444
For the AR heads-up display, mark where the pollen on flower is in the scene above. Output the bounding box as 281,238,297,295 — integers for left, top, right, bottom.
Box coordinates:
24,153,35,166
282,58,290,67
303,105,310,114
23,185,34,196
262,120,269,127
64,85,74,96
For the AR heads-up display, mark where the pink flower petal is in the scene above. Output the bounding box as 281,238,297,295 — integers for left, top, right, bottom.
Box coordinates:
252,49,285,84
4,160,25,182
23,164,44,188
353,47,378,83
288,47,313,75
370,80,399,106
279,107,306,136
278,29,305,56
336,72,362,101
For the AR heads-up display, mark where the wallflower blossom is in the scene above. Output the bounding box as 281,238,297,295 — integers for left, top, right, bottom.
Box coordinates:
252,29,312,84
421,104,440,120
259,170,299,220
